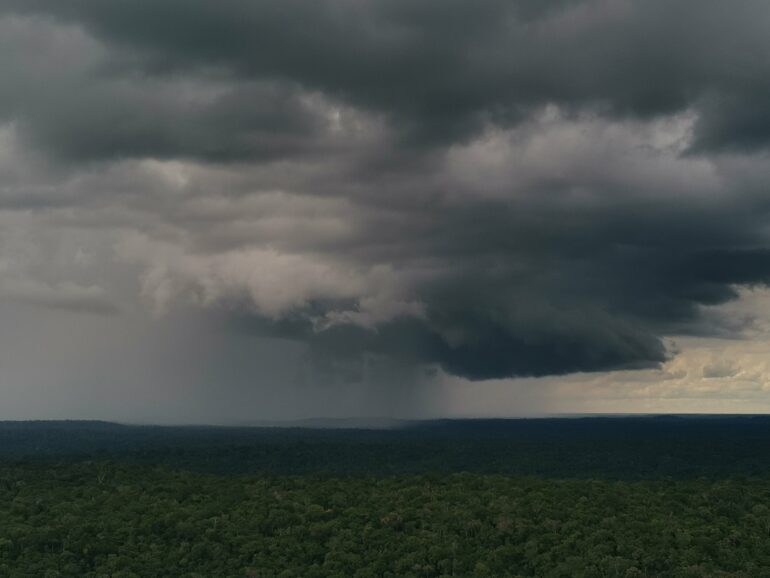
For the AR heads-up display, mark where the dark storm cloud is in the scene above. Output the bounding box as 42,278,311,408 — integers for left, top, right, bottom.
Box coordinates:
223,194,770,378
27,82,329,163
1,0,770,381
4,0,770,155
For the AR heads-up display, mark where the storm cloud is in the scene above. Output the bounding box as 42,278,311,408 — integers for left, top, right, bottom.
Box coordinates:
2,0,770,390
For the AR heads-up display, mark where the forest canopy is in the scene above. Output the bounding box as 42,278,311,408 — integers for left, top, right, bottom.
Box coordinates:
2,463,770,577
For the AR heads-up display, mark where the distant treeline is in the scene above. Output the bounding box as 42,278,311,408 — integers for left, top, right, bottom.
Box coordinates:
2,417,770,479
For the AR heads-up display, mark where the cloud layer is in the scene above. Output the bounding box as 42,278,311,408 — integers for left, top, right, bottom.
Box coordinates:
2,0,770,384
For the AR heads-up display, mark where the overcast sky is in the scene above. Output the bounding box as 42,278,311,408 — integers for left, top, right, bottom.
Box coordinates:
2,0,770,423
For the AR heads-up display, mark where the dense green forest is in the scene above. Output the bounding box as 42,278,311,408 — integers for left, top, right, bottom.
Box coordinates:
2,418,770,576
2,462,770,577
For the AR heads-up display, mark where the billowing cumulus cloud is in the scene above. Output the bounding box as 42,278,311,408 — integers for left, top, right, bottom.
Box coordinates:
1,0,770,409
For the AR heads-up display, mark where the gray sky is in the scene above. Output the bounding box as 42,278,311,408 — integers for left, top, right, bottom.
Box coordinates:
2,0,770,423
